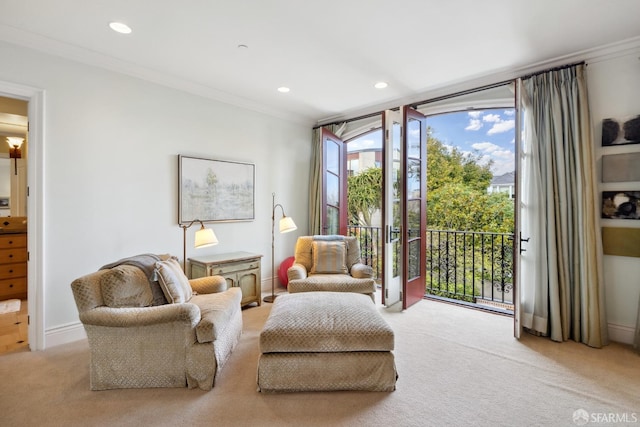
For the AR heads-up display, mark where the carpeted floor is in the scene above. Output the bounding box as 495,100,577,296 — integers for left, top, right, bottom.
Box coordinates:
0,298,638,427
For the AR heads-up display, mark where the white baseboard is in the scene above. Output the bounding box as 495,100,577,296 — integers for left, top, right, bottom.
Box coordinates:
608,322,635,345
261,277,286,293
44,321,86,348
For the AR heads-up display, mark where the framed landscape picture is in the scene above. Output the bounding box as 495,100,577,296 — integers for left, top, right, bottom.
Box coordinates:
179,155,255,223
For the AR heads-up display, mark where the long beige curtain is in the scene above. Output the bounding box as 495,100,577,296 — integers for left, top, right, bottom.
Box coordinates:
520,64,608,348
309,123,346,235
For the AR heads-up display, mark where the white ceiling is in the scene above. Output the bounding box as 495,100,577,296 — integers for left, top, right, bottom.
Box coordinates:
1,0,640,125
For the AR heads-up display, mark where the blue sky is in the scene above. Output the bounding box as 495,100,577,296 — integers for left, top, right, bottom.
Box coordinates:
348,108,515,177
426,108,515,176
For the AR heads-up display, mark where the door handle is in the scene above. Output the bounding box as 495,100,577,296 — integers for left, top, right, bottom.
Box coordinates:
385,225,401,243
519,232,530,255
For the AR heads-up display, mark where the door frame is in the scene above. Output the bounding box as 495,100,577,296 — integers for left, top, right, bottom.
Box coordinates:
513,79,523,339
0,80,45,350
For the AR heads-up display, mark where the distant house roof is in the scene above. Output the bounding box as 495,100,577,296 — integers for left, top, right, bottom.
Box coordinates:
491,171,515,185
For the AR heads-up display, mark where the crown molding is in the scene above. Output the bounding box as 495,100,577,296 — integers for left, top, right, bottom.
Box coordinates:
317,36,640,126
2,23,638,129
0,24,316,127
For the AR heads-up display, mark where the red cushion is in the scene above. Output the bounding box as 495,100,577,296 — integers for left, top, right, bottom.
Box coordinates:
278,256,295,288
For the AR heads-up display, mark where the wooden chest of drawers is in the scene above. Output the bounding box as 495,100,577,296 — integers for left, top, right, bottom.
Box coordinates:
0,233,27,300
189,252,263,307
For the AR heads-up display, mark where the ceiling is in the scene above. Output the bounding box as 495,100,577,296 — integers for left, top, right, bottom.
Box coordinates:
1,0,640,125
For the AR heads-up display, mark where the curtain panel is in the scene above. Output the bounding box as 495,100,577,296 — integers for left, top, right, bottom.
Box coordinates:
520,64,608,348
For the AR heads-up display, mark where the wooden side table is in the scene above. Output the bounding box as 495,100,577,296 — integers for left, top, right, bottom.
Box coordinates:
189,252,263,307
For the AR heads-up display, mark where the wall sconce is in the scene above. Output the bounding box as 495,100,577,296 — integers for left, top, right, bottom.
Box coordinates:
180,219,218,273
6,137,24,175
265,192,297,303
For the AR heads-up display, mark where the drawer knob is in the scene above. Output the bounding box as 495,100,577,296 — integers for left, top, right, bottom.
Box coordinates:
9,269,13,273
8,254,13,258
9,284,13,288
8,240,13,244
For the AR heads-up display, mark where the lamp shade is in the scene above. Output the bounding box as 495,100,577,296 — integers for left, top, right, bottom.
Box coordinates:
194,227,218,248
279,216,297,233
6,137,24,149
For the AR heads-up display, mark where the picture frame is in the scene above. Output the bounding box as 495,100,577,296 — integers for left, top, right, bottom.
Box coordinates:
0,197,9,209
601,115,640,146
179,155,255,224
602,152,640,182
601,191,640,220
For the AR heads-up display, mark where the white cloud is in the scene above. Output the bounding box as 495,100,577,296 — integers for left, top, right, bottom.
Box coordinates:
465,119,483,131
479,154,492,165
466,112,515,135
471,141,515,175
492,149,513,160
492,157,516,175
504,110,515,116
483,114,501,123
487,119,515,135
472,142,500,153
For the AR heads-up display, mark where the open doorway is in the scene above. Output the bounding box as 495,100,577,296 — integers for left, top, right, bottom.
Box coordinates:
0,81,44,352
423,107,515,313
0,95,29,354
340,83,516,315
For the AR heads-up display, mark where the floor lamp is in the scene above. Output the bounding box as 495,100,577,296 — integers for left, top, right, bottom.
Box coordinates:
180,219,218,273
264,192,297,303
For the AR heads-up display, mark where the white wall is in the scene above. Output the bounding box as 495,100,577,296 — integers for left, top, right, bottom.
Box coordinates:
588,51,640,342
0,41,311,345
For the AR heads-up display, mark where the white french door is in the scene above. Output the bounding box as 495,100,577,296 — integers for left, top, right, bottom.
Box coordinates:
383,109,403,307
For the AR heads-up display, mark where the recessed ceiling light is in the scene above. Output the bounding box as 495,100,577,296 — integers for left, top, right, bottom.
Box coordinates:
109,22,132,34
374,82,388,89
277,87,290,93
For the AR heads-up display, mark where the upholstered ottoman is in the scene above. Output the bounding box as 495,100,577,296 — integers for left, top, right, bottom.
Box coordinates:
257,292,397,392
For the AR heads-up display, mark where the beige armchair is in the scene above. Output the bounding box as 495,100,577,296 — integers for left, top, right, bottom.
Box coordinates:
71,254,242,391
287,236,376,301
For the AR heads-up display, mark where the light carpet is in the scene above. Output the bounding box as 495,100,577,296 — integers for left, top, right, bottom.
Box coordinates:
0,298,638,427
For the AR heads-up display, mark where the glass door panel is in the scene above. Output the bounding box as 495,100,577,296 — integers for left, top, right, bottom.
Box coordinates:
403,107,427,309
321,129,347,235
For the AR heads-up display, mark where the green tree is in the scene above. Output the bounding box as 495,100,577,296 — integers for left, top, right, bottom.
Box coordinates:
427,183,514,232
426,130,493,194
347,167,382,226
425,128,512,232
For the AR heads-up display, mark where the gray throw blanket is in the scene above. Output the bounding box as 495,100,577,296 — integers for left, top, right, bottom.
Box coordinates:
100,253,167,306
313,235,344,241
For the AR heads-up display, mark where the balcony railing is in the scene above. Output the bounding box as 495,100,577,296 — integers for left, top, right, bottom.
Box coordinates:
347,225,383,280
347,226,514,311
